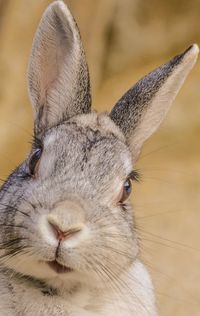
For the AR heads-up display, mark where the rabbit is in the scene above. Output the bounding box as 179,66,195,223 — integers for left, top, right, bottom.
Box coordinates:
0,1,198,315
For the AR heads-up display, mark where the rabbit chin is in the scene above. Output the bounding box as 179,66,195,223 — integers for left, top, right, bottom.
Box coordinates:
3,254,98,289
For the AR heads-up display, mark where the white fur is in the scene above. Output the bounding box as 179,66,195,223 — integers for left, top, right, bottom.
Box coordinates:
0,260,156,316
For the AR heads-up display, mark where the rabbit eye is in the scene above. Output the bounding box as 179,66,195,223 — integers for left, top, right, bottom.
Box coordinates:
118,178,132,204
29,148,42,176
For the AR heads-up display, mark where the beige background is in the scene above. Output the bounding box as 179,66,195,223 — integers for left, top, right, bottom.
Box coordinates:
0,1,200,315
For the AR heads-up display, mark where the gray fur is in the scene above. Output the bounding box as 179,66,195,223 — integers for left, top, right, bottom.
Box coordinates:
0,1,198,315
110,51,185,135
110,44,199,161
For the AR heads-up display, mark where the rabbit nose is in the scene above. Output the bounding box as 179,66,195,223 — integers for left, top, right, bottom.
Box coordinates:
49,222,82,241
46,200,85,242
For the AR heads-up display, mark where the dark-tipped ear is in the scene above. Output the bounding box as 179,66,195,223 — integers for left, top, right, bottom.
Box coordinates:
110,44,199,162
28,1,91,136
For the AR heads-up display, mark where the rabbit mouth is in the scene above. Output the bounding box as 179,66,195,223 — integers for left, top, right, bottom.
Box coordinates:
47,260,73,274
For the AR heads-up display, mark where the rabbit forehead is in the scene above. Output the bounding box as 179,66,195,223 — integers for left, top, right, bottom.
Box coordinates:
45,112,126,143
42,113,132,184
71,112,126,142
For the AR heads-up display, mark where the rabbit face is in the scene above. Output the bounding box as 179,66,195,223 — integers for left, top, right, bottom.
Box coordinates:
0,0,198,294
0,113,138,287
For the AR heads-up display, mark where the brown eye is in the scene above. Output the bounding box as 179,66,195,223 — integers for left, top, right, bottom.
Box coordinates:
29,148,42,176
119,178,132,204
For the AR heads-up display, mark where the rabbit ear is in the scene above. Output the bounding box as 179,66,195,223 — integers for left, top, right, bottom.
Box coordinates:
110,44,199,162
28,1,91,136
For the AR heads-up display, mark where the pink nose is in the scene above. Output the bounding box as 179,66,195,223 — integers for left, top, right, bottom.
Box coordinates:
49,223,81,241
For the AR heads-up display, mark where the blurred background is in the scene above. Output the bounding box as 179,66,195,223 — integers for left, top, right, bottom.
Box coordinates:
0,0,200,315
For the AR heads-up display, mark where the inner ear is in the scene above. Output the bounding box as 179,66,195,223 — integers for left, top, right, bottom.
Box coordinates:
28,1,91,137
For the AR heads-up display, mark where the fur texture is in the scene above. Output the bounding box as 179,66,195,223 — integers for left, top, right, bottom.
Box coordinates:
0,1,198,315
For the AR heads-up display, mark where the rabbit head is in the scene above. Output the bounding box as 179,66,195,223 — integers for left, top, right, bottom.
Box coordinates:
0,1,198,290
